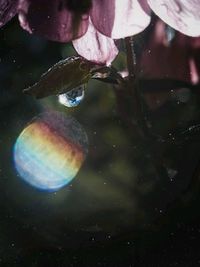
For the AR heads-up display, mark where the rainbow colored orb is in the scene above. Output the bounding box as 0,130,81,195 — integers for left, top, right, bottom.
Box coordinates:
13,111,88,191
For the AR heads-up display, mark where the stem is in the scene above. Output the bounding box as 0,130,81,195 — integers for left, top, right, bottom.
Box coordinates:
125,36,137,81
125,36,164,142
125,36,144,128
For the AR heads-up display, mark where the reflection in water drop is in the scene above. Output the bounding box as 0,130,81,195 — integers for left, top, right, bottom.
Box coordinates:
165,25,176,44
13,111,88,191
58,85,85,108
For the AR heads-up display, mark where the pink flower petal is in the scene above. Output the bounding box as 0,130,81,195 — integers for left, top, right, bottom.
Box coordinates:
147,0,200,37
139,19,195,83
18,0,89,42
189,37,200,84
0,0,18,27
90,0,151,39
72,21,119,65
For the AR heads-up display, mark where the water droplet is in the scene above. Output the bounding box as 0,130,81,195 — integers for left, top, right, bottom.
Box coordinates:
165,25,175,45
58,85,85,107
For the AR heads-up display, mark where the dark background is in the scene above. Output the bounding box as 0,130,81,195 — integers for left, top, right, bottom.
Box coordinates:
0,16,200,267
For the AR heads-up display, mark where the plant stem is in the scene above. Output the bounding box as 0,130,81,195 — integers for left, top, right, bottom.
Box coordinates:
125,36,137,81
125,36,146,133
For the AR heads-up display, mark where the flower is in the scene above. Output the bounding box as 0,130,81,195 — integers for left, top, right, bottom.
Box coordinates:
139,18,200,85
0,0,18,27
1,0,200,65
138,18,200,110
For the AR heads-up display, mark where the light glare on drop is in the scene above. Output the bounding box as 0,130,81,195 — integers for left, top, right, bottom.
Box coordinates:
58,85,85,108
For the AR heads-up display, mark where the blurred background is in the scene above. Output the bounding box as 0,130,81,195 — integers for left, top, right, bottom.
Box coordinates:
0,15,200,267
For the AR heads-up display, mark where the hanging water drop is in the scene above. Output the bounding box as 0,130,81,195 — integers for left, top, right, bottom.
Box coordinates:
58,84,85,107
165,25,175,45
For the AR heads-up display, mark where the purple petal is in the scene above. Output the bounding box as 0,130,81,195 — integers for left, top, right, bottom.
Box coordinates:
90,0,151,39
72,21,118,65
189,37,200,84
0,0,18,27
18,0,89,42
139,19,199,84
147,0,200,37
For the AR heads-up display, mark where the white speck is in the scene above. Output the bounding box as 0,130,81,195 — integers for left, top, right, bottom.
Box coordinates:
167,168,178,180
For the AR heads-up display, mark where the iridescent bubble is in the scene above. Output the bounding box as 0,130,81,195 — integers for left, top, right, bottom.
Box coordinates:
13,111,88,192
58,85,85,108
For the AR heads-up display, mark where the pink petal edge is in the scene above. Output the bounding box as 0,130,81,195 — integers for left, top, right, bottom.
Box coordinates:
91,0,151,39
148,0,200,37
72,20,119,65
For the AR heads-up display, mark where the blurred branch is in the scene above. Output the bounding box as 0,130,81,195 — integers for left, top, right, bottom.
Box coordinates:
125,36,151,138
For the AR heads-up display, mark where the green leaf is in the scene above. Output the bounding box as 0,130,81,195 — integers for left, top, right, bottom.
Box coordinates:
23,56,93,99
24,56,125,99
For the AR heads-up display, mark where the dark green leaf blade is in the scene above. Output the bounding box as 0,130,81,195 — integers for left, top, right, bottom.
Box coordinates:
23,56,93,99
